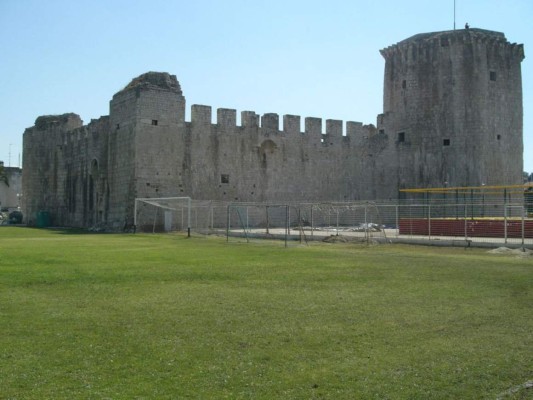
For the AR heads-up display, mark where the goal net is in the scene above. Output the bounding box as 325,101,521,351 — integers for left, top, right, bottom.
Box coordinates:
134,197,194,234
134,197,231,235
307,202,388,243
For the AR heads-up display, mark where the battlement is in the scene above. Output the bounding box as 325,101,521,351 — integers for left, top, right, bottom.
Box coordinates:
217,108,237,128
283,115,300,133
402,28,505,44
380,28,524,61
60,116,110,145
33,113,83,131
188,104,367,138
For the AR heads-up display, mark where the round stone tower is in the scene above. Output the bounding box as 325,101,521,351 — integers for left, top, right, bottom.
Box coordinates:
379,28,525,189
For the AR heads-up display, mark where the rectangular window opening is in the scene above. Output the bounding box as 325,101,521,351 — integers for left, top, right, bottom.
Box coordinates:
379,129,385,135
402,80,407,89
443,138,450,146
497,134,501,140
490,71,497,81
152,119,158,126
398,132,405,143
221,174,229,184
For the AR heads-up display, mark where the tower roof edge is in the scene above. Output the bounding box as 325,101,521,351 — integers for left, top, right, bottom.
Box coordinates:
115,72,183,97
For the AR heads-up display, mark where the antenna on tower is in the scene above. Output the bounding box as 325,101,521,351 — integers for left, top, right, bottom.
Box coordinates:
454,0,456,30
8,143,12,167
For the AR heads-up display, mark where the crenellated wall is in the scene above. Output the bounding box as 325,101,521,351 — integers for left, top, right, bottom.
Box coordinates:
22,28,525,229
22,76,383,229
175,103,384,204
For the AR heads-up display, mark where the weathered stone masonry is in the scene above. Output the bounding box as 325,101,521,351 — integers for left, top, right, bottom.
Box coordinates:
22,28,525,228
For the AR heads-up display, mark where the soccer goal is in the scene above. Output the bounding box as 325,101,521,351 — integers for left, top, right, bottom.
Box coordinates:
134,197,191,235
226,203,292,246
303,201,389,243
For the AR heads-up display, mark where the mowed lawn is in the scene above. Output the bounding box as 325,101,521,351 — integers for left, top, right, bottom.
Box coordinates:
0,228,531,399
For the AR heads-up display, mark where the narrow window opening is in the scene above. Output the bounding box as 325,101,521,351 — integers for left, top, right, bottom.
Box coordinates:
221,174,229,184
490,71,497,81
402,80,407,89
398,132,405,143
152,119,158,126
497,134,501,140
379,129,385,135
116,123,120,129
443,138,450,146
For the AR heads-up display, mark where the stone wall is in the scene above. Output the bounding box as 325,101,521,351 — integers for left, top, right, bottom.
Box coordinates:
21,28,525,229
379,28,524,189
22,114,110,226
0,163,22,211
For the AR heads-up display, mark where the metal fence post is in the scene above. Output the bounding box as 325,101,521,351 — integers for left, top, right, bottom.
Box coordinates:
187,197,191,237
226,204,230,242
336,210,339,236
428,204,431,241
285,205,289,248
266,206,270,235
504,203,508,244
395,204,400,237
288,206,291,234
464,203,467,241
311,206,314,239
211,203,214,232
522,206,525,248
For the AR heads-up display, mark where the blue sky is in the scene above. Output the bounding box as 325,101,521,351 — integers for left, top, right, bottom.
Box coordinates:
0,0,531,173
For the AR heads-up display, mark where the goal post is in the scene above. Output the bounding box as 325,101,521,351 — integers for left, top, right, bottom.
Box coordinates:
134,197,191,236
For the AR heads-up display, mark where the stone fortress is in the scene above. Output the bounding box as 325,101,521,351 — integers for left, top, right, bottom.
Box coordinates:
0,162,22,212
22,28,525,229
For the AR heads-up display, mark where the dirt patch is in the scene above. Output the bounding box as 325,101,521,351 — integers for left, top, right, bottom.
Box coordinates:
487,247,533,258
322,235,350,243
322,235,380,245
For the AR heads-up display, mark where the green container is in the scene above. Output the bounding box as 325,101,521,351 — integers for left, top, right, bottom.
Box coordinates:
36,211,50,228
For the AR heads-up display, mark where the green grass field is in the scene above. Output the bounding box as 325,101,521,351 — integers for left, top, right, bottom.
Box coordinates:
1,227,531,399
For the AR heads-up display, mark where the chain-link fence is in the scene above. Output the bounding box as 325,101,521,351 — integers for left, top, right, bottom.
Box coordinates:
135,198,533,247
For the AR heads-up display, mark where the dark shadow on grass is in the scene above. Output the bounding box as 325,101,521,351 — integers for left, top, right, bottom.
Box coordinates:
7,226,112,235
